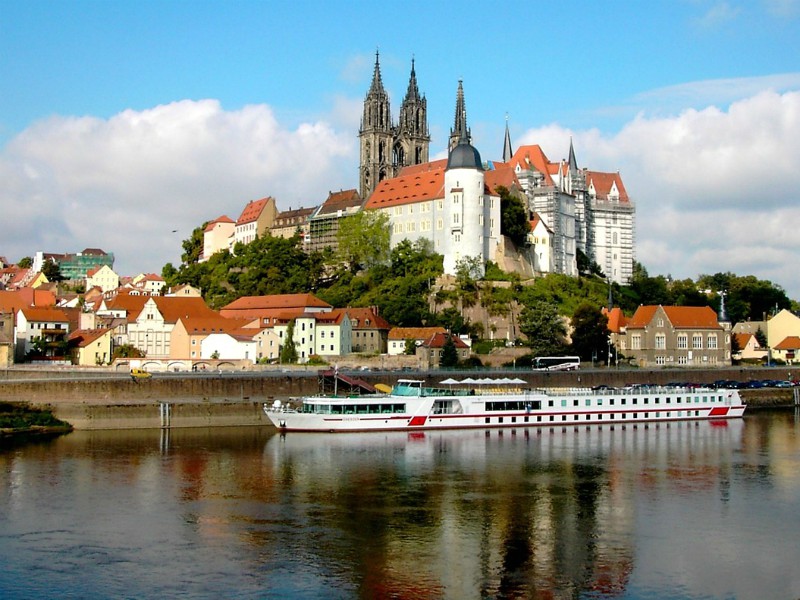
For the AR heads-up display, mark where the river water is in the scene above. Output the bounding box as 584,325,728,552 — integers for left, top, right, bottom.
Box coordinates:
2,410,799,599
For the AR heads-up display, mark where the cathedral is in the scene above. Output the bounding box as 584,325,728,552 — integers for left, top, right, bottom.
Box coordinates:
358,52,430,200
358,54,636,284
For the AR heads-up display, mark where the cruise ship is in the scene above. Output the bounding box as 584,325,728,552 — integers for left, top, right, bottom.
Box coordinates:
263,378,746,433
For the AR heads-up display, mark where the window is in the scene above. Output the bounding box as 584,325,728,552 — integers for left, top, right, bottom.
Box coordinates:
707,334,718,349
657,318,664,327
632,334,641,350
677,334,688,349
655,333,666,349
692,334,703,349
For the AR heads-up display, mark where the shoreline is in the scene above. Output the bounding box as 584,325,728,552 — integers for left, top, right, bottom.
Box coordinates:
1,369,797,431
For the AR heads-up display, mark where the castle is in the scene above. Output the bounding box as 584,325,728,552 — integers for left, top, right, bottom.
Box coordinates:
359,53,636,284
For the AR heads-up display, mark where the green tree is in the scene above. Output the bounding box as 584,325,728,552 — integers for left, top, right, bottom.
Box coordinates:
440,335,459,368
181,223,207,265
497,186,531,247
280,320,298,364
576,248,603,277
17,256,32,268
404,339,417,355
41,259,65,282
519,300,568,356
569,302,609,362
112,344,145,359
337,210,390,273
755,327,767,347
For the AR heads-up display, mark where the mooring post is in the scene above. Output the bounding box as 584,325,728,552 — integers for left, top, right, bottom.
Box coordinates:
794,387,799,407
160,402,171,428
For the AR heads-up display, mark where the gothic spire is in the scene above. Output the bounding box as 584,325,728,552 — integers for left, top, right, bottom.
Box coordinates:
403,57,421,103
503,115,513,162
568,136,578,172
368,49,385,95
450,80,470,149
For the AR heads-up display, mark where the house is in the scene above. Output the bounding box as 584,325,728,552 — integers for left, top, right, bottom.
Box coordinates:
417,332,470,369
772,336,800,365
69,328,114,366
234,197,278,246
170,315,253,360
344,307,392,354
14,306,72,361
306,189,363,253
132,273,165,295
220,293,332,326
767,309,800,351
34,248,114,280
619,305,730,367
201,215,235,262
528,214,554,274
0,311,13,367
273,310,352,363
733,332,767,362
198,326,281,363
270,206,315,242
86,265,119,293
126,297,219,358
165,284,202,297
387,326,447,356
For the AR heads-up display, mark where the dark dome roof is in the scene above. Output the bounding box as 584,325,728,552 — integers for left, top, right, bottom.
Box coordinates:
447,141,483,171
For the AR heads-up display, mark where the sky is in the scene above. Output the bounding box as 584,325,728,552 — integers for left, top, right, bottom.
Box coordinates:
1,0,800,298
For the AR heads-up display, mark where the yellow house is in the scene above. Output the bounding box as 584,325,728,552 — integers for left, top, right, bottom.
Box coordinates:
767,309,800,350
29,271,49,288
86,265,120,293
69,328,113,366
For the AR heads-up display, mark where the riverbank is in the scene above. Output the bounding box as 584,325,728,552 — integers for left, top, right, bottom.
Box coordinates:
1,368,797,431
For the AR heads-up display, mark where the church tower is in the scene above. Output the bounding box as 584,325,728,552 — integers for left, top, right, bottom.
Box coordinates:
395,58,430,170
359,51,393,200
449,80,471,151
359,53,429,200
444,81,487,277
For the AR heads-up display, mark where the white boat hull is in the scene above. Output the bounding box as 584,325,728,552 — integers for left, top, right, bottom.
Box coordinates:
264,384,746,433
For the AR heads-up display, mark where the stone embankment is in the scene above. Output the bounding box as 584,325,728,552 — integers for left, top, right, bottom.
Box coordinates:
0,367,796,430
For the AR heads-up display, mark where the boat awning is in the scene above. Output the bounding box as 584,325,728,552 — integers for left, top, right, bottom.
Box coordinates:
318,369,377,395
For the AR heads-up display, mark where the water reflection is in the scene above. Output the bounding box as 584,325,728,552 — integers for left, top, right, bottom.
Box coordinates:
1,415,800,599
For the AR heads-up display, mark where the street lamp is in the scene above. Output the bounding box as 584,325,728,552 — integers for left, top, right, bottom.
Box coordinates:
607,336,611,368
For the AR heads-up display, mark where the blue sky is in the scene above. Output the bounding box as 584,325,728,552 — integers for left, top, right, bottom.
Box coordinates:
2,0,800,299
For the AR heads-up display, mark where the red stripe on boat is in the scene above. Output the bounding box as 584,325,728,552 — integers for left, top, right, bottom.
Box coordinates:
408,416,428,427
709,407,730,416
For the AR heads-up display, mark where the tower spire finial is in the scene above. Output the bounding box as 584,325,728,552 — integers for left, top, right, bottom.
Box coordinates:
503,113,513,162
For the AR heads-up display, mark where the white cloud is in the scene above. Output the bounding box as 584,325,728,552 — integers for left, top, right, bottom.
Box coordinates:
4,85,800,301
0,99,357,276
693,2,742,28
516,89,800,297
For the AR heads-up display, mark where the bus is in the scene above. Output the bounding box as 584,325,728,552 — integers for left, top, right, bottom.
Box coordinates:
532,356,580,371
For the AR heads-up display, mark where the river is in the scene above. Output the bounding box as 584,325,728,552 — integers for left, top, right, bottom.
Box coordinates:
2,410,799,599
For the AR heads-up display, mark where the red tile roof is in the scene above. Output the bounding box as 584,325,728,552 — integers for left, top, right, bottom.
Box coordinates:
506,145,556,186
341,307,392,330
222,294,331,311
602,307,628,333
734,333,755,349
19,306,71,322
237,197,273,225
68,328,111,347
585,170,630,203
315,189,362,217
388,326,446,340
365,163,445,209
204,215,234,232
422,332,469,349
626,305,721,329
774,336,800,350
